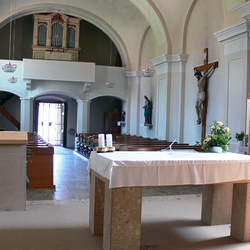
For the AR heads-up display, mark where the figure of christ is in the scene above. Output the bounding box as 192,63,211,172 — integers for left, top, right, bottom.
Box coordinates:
194,64,216,124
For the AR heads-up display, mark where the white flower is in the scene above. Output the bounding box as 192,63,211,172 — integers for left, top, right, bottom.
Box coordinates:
217,121,223,126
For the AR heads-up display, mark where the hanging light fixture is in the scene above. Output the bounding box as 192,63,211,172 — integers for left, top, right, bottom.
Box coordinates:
142,68,155,77
105,81,114,88
2,0,17,74
106,39,115,88
141,2,155,78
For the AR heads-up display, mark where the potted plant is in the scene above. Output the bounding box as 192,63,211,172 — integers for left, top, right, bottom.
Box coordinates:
235,131,245,146
200,121,232,153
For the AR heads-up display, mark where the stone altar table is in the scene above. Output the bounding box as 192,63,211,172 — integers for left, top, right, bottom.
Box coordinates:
0,131,28,211
88,150,250,249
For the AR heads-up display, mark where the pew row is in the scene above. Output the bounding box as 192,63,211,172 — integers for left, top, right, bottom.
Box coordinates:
74,133,201,157
27,133,55,189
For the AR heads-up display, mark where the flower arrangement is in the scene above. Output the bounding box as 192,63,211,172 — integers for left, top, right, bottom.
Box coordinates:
235,131,245,141
200,121,232,152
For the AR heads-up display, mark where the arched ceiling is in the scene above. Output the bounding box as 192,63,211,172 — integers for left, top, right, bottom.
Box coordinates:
130,0,169,49
0,0,170,69
0,4,131,70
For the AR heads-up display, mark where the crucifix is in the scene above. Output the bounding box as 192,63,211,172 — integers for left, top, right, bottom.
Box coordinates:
193,48,218,140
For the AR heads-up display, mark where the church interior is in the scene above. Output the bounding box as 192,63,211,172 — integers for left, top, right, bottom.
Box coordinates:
1,0,250,249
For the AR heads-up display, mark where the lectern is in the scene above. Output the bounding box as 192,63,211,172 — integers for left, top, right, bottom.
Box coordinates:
0,131,28,211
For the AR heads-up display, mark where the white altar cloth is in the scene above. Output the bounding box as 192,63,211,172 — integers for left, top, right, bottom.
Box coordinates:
88,150,250,188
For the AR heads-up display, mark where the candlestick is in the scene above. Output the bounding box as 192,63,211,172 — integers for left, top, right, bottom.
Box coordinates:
106,134,115,152
106,134,113,147
98,134,105,148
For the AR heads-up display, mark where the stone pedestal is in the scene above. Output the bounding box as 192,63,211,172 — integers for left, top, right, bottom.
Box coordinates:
89,171,105,235
0,132,28,211
201,183,233,225
89,170,142,250
231,183,250,241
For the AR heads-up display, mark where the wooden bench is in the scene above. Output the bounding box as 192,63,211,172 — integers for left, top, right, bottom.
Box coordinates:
74,133,201,157
27,133,55,189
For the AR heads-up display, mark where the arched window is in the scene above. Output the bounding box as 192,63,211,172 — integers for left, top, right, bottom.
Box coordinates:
51,22,63,47
67,27,75,48
38,24,47,46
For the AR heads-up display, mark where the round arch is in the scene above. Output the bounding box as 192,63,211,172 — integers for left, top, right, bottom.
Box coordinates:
33,90,80,102
89,95,125,134
0,4,131,70
181,0,197,54
89,93,127,102
130,0,171,54
0,87,23,98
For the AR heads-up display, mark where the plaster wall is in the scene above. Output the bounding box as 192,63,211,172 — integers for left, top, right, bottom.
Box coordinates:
87,66,127,102
139,28,157,139
0,60,26,97
152,0,190,54
184,0,225,144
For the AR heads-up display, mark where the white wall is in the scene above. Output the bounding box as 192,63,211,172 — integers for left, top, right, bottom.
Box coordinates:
87,66,127,101
184,0,225,144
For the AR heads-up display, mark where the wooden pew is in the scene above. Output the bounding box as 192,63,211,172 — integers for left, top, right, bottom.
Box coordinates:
122,145,201,151
27,133,55,189
74,133,201,157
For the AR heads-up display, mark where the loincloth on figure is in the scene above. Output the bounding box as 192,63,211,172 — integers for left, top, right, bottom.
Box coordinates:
196,91,205,102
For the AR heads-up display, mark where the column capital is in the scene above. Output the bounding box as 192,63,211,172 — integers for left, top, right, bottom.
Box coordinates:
20,97,33,101
77,99,91,103
214,21,249,55
238,1,250,20
151,54,188,75
151,54,188,67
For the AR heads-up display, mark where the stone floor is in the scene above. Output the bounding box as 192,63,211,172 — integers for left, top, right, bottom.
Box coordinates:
26,146,203,201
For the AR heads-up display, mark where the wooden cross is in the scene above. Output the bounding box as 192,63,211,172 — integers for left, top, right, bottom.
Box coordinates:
194,48,218,140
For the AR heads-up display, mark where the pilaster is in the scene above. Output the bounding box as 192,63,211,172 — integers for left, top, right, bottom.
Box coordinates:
151,54,188,142
77,99,91,133
214,6,250,140
125,71,141,136
20,97,33,132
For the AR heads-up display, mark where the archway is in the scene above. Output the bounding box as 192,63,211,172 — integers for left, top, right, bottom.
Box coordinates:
89,96,123,134
0,91,20,131
34,92,77,147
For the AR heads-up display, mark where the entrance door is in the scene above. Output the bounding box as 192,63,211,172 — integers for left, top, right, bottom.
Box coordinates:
37,102,64,145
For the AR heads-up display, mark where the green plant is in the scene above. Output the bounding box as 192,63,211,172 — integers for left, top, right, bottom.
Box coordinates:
200,121,232,152
235,131,245,141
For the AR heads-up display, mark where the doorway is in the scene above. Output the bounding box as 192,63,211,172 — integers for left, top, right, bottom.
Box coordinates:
37,102,64,145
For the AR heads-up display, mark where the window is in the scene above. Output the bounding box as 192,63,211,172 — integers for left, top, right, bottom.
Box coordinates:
67,27,75,48
51,22,63,47
38,24,47,46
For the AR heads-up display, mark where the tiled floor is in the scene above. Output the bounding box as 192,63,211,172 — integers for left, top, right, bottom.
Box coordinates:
26,147,90,201
26,147,203,201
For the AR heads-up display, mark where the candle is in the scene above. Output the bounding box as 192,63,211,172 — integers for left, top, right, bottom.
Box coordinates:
106,134,113,147
98,134,105,148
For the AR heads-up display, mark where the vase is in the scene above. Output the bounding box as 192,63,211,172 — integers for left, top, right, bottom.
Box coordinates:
212,146,222,153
